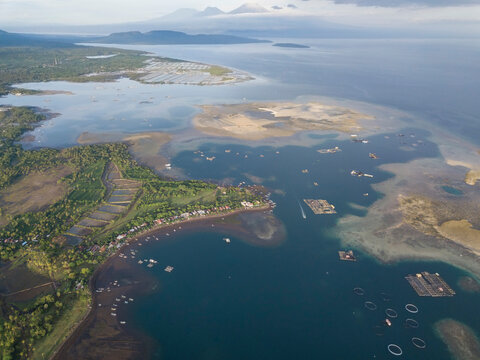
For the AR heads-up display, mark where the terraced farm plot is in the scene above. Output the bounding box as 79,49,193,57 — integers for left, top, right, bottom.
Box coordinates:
64,234,83,246
112,189,137,196
67,225,94,237
89,211,119,221
112,179,141,189
61,162,141,245
97,204,128,214
107,169,122,180
108,195,134,202
77,218,109,227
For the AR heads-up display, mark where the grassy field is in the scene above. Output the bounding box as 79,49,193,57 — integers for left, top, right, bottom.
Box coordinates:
0,166,72,219
30,290,91,360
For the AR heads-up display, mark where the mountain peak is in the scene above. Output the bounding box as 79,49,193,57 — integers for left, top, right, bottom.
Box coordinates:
200,7,224,16
230,3,269,15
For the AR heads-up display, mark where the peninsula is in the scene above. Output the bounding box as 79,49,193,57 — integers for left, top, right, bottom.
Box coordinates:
0,30,251,97
88,30,270,45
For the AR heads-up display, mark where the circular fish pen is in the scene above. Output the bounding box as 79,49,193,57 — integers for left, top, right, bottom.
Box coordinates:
387,344,403,356
405,303,419,314
405,318,419,329
412,337,426,349
353,287,365,296
364,301,377,311
385,308,398,318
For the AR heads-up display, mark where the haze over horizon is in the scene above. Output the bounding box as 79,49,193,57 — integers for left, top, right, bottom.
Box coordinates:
1,0,479,36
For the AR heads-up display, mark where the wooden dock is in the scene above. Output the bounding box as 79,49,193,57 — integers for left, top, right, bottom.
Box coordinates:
405,272,455,297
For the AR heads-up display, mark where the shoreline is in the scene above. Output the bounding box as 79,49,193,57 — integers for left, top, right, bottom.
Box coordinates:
52,204,271,359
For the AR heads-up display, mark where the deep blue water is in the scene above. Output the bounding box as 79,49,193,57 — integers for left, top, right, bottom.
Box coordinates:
2,39,480,359
125,130,480,359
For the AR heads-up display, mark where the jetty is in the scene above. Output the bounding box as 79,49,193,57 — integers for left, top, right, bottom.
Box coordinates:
303,199,336,214
338,250,357,262
405,272,456,297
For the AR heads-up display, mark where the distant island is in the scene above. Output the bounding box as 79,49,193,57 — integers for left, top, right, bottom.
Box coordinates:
273,43,310,49
89,30,270,45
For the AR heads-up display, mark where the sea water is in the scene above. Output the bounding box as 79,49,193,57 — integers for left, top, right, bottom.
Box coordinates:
2,39,480,359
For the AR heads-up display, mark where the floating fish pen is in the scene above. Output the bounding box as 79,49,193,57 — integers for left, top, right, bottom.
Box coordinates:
317,146,341,154
303,199,336,214
338,250,357,262
405,272,456,297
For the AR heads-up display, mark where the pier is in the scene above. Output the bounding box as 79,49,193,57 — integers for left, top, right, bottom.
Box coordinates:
405,272,456,297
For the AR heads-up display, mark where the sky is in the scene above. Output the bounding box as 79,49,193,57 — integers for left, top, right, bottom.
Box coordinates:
1,0,479,28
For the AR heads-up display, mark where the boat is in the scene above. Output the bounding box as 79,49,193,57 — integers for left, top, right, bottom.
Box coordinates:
223,237,231,243
385,319,392,326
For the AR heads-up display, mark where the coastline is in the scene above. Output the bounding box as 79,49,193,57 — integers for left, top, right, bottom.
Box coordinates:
52,204,272,359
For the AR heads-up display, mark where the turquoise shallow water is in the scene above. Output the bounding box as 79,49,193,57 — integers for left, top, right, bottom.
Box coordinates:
2,39,480,359
125,131,480,359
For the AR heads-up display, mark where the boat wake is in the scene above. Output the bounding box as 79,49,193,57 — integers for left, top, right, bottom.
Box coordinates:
298,200,307,219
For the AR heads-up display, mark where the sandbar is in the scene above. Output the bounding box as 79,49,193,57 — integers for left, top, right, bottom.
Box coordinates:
193,102,373,140
435,319,480,360
335,156,480,278
77,131,171,172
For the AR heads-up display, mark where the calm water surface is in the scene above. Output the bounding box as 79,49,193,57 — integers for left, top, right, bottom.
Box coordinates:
1,39,480,359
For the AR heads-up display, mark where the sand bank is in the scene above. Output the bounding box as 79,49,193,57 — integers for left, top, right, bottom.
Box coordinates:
335,156,480,278
435,319,480,360
193,102,373,140
77,131,172,172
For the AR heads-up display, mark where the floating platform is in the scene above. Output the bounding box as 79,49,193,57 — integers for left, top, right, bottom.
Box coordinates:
303,199,336,214
318,146,341,154
338,250,356,262
405,272,456,297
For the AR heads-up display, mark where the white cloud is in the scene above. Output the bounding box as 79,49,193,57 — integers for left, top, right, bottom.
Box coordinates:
0,0,478,28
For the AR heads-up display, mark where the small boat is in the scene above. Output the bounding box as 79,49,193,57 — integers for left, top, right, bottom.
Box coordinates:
223,237,231,243
385,319,392,326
